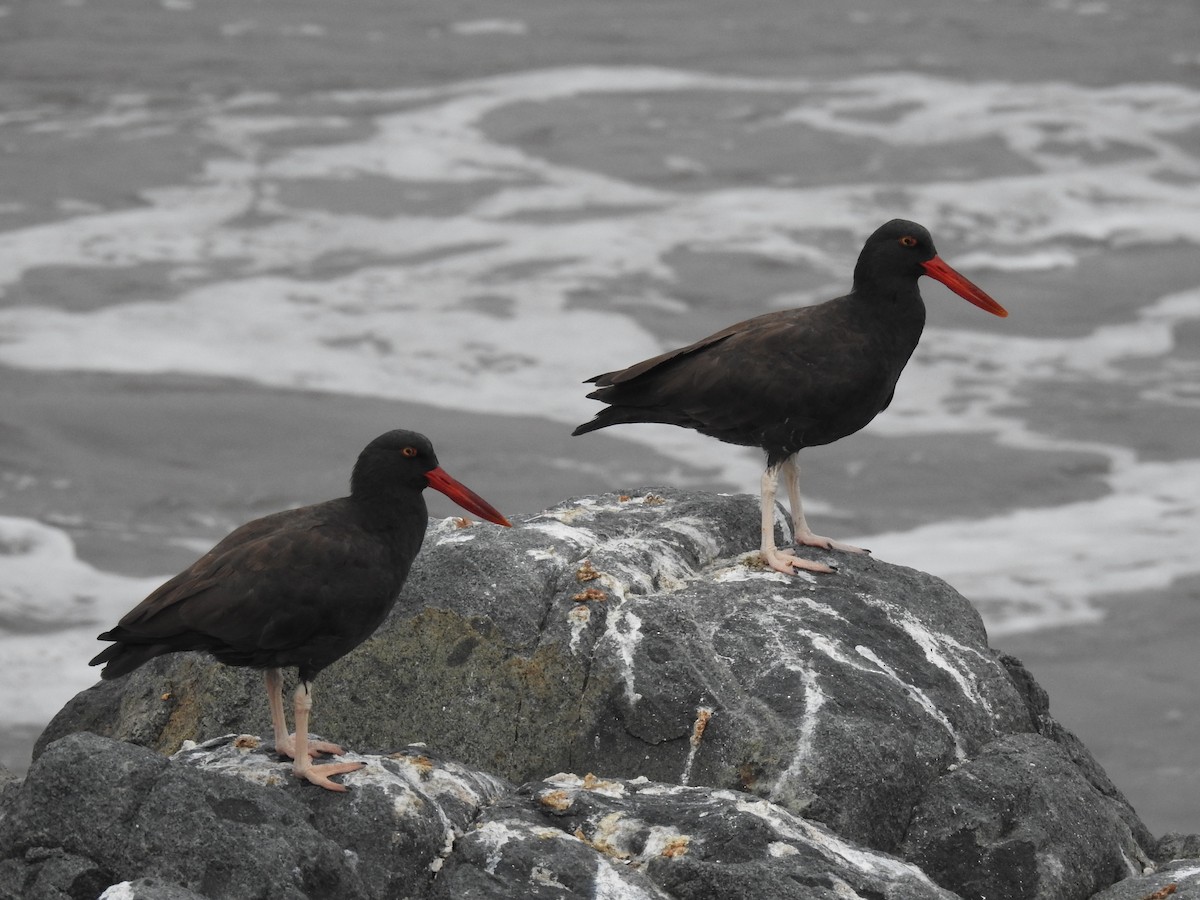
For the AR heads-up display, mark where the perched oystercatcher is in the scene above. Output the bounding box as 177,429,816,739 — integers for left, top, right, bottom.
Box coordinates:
573,219,1007,575
91,429,511,791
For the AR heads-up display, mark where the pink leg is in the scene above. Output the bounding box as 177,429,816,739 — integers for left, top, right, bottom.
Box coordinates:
779,457,868,555
289,681,365,792
759,463,834,575
264,668,348,760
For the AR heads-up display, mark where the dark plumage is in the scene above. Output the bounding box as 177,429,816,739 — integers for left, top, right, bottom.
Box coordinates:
91,429,510,790
573,219,1007,574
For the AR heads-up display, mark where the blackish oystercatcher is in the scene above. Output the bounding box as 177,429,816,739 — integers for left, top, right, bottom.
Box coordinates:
90,429,511,791
573,219,1007,575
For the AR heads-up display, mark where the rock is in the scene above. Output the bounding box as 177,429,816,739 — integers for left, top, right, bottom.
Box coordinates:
999,653,1156,853
1087,860,1200,899
438,772,960,899
1157,833,1200,863
0,731,509,900
99,878,212,900
0,848,112,900
901,733,1151,900
0,765,19,817
27,489,1167,899
1,734,959,900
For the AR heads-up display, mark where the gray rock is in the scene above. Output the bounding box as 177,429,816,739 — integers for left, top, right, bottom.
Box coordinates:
0,734,965,900
29,489,1166,899
901,733,1151,900
0,765,20,824
1158,833,1200,862
438,773,960,899
100,878,212,900
41,492,1029,836
0,731,510,900
0,848,111,900
1087,860,1200,899
999,653,1156,852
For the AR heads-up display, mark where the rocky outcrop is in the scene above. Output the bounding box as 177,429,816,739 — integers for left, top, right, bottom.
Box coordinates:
1,732,966,900
6,489,1194,899
0,732,505,900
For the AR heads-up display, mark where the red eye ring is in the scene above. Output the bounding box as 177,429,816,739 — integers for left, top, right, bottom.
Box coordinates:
899,235,918,247
402,446,418,458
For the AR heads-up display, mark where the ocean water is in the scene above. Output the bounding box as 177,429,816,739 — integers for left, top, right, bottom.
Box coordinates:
0,2,1198,827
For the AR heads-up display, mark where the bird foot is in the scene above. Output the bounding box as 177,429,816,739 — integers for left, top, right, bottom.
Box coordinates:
274,733,348,760
761,547,835,575
294,759,366,792
794,531,869,555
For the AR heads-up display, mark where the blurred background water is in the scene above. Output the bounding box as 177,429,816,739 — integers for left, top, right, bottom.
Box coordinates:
0,0,1197,833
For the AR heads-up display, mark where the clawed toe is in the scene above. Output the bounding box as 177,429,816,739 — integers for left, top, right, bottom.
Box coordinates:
296,760,366,792
273,734,348,760
795,533,868,555
761,548,835,576
304,739,348,758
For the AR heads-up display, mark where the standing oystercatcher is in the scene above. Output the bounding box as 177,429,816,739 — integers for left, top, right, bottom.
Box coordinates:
574,219,1007,575
91,429,511,791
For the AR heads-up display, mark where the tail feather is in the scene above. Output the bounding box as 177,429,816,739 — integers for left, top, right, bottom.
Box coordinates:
571,417,609,437
574,400,702,436
572,406,658,436
89,641,173,680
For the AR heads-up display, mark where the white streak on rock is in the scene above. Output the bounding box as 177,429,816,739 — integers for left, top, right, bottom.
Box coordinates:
713,567,792,584
545,771,628,799
890,609,994,715
660,516,721,559
472,820,518,874
728,795,948,889
768,664,825,803
593,856,662,899
786,594,846,620
599,537,676,593
173,737,510,875
530,864,569,888
855,645,966,761
525,518,598,548
602,608,645,705
538,500,598,524
828,875,868,898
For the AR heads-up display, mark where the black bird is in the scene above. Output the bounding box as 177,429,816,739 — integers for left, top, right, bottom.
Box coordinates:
91,429,511,791
573,219,1007,575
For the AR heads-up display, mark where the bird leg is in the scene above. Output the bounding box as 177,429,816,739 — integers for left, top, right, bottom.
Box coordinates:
779,457,869,555
288,680,366,792
264,668,349,761
760,463,835,575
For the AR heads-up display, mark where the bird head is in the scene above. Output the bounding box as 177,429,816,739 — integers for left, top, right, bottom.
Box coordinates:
353,430,511,526
857,219,1008,317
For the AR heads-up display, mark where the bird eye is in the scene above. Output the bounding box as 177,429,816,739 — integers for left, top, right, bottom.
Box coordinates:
402,446,418,458
899,235,918,247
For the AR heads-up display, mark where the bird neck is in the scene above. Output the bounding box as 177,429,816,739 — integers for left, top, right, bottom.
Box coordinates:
846,281,927,363
850,276,925,316
349,484,429,535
